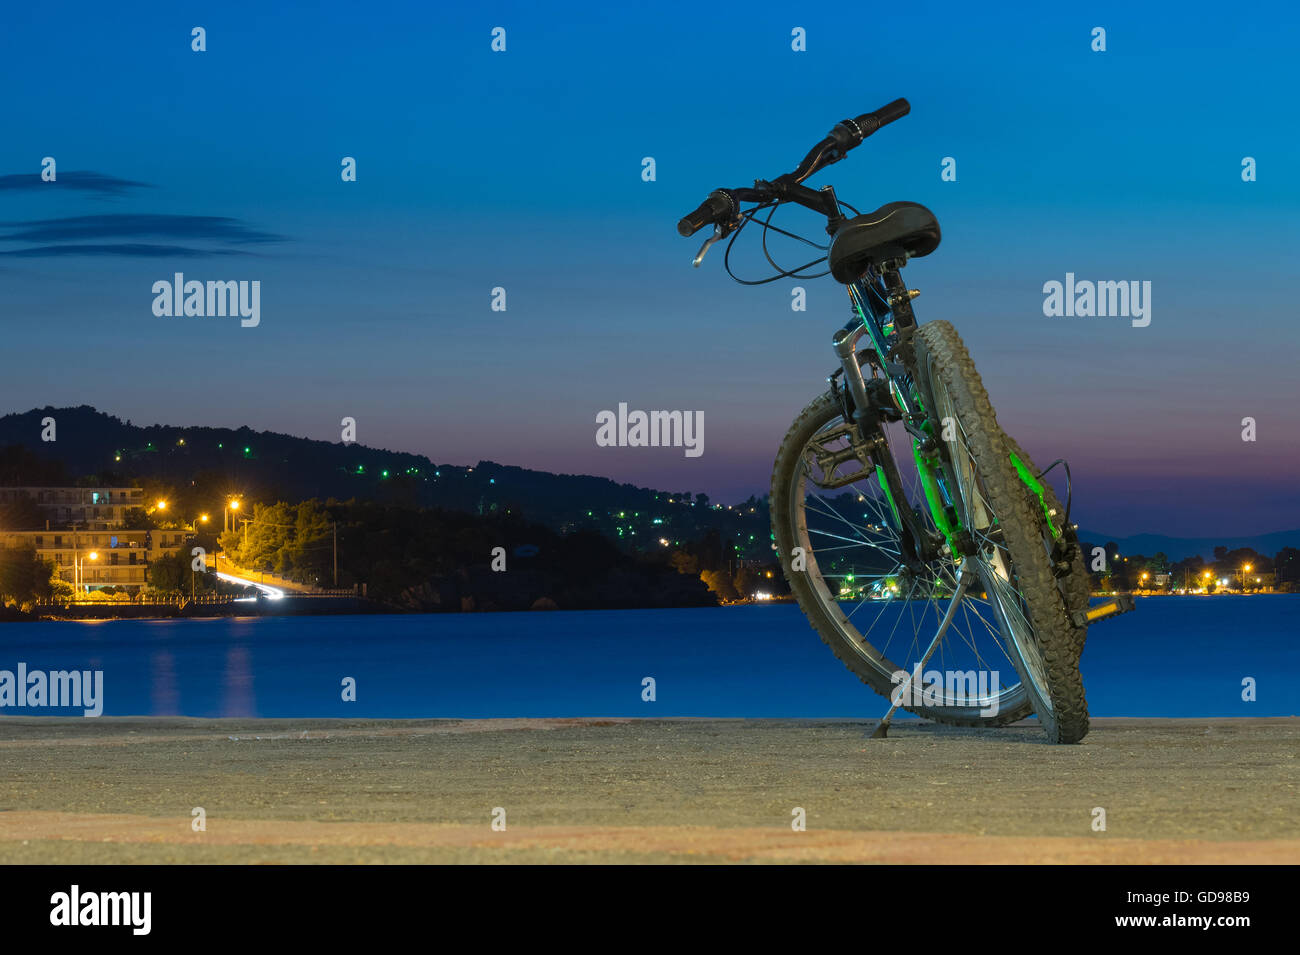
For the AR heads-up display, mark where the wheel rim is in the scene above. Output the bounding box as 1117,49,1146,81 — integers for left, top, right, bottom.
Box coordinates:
789,407,1032,719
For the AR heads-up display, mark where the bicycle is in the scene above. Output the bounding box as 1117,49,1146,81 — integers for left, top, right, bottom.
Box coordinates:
677,98,1120,744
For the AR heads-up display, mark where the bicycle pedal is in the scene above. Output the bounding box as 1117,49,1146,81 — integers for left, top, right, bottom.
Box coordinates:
1071,594,1136,628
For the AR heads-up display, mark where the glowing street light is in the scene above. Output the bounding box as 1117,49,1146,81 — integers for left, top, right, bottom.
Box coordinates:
74,550,99,592
224,498,242,533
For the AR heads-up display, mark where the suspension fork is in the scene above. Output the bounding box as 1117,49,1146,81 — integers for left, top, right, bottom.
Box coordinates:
832,323,931,572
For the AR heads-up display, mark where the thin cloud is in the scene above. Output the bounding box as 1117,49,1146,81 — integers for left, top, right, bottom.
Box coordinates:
0,243,251,258
0,214,283,245
0,170,151,195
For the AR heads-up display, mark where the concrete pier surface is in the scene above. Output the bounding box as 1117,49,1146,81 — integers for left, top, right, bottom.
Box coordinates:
1,717,1296,864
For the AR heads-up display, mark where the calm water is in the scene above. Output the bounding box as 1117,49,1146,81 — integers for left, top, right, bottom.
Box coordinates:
1,596,1296,718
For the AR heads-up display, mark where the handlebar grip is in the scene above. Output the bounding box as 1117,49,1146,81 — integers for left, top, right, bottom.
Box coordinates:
832,98,911,150
676,190,735,237
862,98,910,131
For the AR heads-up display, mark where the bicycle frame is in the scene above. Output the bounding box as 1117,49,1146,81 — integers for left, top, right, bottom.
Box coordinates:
832,267,965,564
716,177,1040,564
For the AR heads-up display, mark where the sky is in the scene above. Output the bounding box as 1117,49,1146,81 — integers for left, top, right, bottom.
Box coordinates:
0,0,1297,537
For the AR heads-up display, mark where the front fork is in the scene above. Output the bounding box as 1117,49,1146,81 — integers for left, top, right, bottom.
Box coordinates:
832,269,968,570
831,322,946,572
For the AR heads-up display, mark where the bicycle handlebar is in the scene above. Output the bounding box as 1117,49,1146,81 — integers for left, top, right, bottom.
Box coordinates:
676,98,910,237
676,191,735,238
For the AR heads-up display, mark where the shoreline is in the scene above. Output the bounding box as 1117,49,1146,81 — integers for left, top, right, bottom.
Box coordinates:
3,589,1292,623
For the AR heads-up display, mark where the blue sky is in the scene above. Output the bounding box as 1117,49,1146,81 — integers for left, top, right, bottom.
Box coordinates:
1,1,1297,535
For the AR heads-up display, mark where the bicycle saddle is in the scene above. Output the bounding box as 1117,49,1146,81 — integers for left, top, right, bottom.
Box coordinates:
828,202,941,283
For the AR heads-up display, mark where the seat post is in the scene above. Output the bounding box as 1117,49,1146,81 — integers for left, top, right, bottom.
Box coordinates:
878,258,918,329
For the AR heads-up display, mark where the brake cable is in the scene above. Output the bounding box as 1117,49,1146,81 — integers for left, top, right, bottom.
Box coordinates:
1037,458,1074,528
723,198,862,286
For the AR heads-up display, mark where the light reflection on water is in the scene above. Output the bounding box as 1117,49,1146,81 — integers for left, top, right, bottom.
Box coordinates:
1,598,1297,718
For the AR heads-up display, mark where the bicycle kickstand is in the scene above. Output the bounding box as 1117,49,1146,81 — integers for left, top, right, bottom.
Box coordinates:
870,561,975,739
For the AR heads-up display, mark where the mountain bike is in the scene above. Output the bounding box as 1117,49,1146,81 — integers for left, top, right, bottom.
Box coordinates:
677,99,1119,744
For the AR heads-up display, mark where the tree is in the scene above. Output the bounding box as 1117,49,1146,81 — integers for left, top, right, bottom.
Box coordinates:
700,568,739,602
146,551,185,592
1274,547,1300,587
0,544,56,605
733,565,762,599
1170,555,1208,590
121,507,154,530
0,443,69,485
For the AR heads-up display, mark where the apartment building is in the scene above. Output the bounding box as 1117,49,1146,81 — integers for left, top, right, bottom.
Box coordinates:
0,487,187,592
0,486,146,531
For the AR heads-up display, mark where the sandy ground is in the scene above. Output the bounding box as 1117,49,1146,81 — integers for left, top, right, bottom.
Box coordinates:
0,716,1296,864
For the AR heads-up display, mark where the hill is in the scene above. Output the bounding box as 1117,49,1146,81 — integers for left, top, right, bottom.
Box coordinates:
0,406,771,558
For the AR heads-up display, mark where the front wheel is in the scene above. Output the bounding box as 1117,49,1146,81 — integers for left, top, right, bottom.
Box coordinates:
913,321,1089,742
770,321,1089,742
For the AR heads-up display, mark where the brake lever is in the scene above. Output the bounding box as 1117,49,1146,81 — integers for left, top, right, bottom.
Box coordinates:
692,223,725,268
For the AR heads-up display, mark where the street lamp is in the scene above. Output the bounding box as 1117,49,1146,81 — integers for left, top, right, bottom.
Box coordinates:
1240,563,1253,591
224,498,241,533
74,550,99,592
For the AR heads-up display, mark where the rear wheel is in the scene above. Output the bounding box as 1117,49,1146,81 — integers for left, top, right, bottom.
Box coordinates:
771,389,1033,727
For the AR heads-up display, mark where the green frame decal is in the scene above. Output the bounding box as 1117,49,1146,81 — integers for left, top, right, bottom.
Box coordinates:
913,438,959,554
1009,450,1060,540
875,464,901,528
